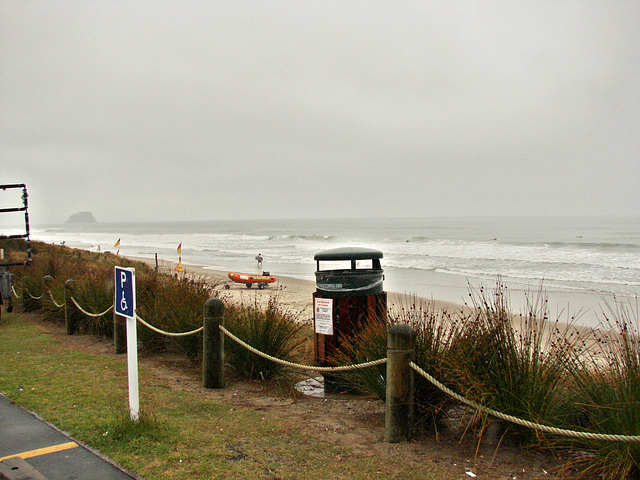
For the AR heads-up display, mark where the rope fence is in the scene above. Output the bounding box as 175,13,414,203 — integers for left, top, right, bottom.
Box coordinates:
409,362,640,443
70,297,113,318
48,291,65,309
220,325,387,373
222,321,640,443
11,281,640,444
135,314,203,337
14,284,202,337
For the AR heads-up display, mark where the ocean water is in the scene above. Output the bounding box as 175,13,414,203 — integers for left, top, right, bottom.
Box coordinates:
10,216,640,326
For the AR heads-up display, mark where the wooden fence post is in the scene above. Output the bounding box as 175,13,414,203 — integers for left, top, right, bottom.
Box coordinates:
19,282,29,312
203,297,225,389
64,279,78,335
42,275,53,311
385,323,416,443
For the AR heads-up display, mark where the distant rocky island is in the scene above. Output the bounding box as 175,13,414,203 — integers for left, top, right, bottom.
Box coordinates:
65,211,97,224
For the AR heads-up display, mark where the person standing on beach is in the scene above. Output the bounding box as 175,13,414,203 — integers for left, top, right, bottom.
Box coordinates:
256,253,263,268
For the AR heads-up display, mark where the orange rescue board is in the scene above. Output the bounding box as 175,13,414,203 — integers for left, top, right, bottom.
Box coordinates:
227,272,277,289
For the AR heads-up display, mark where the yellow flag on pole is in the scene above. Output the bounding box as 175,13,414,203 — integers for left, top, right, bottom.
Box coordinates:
114,238,121,247
177,243,182,255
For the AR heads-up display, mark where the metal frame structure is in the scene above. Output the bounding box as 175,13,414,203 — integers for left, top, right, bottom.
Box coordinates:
0,183,32,267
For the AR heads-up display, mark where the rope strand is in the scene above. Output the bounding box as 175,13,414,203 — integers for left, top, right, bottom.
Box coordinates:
70,297,113,317
11,285,22,299
135,314,203,337
26,291,43,300
48,291,65,309
220,325,386,373
410,362,640,443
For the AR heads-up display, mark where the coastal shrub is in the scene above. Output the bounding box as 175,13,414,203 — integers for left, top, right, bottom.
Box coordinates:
135,272,216,359
19,272,44,312
71,268,116,337
8,241,219,358
12,243,118,325
328,317,387,398
561,299,640,479
406,301,462,426
446,282,576,446
11,242,79,312
0,237,31,269
41,276,66,323
11,243,72,314
223,296,306,380
15,244,58,312
332,296,461,426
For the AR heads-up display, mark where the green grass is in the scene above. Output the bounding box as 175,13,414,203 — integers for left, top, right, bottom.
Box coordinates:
0,312,443,480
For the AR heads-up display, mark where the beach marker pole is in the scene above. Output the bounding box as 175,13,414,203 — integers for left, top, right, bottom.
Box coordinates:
126,310,140,421
114,266,139,421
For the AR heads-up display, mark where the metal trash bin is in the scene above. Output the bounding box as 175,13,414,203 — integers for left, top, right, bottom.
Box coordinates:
312,247,387,392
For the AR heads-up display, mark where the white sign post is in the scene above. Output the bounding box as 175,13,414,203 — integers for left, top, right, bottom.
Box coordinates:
314,297,334,335
114,266,139,421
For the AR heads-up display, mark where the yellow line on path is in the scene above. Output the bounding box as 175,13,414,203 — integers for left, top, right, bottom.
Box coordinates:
0,441,79,461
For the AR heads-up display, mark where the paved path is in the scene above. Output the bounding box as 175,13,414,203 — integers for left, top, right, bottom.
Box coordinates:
0,394,142,480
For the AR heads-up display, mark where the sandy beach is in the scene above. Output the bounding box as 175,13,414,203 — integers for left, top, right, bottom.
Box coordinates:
125,255,616,360
127,255,469,325
127,253,640,332
124,253,636,332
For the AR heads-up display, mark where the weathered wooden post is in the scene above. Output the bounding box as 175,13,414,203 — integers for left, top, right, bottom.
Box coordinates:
203,297,225,389
385,323,416,442
15,281,21,313
113,308,127,354
42,275,54,311
64,279,78,335
19,281,29,312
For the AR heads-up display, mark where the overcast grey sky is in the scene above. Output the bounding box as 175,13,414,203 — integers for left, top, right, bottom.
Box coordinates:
1,1,638,224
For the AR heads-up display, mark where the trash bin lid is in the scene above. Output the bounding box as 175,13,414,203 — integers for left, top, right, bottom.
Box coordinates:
314,247,383,261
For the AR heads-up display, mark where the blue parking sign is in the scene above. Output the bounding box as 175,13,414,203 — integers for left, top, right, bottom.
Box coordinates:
115,267,136,319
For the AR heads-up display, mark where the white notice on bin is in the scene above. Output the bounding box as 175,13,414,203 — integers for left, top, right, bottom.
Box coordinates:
314,298,334,335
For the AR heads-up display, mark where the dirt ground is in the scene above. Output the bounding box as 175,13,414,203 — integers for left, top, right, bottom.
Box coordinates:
33,316,571,480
